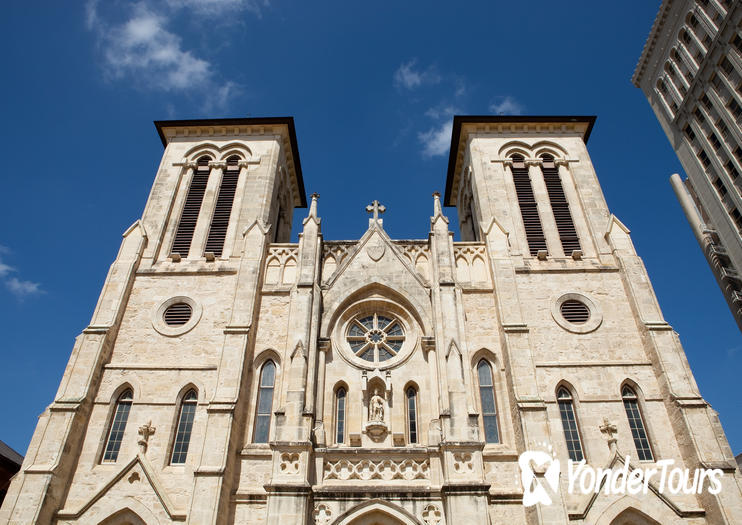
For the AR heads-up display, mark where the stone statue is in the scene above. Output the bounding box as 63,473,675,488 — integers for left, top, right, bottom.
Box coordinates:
369,388,385,422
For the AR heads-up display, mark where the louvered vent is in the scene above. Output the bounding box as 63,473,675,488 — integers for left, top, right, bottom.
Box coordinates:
542,156,581,254
560,300,589,324
204,156,240,257
511,156,547,256
164,303,192,326
172,157,211,257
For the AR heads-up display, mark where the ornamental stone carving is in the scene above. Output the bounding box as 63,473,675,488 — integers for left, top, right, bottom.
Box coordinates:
279,452,300,474
324,458,430,481
313,503,332,525
452,452,473,473
421,504,443,525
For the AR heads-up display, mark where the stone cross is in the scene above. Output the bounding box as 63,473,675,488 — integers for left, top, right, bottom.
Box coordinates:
138,421,156,454
599,417,618,452
366,200,386,223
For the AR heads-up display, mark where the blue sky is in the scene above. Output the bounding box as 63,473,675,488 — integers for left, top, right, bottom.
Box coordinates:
1,1,740,458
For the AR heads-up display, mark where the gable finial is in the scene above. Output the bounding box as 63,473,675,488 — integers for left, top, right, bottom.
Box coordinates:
308,192,319,218
366,200,386,227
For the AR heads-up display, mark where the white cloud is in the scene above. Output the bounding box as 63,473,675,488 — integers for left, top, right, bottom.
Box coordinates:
0,245,43,299
0,260,14,277
418,120,453,158
94,4,211,91
393,60,441,90
424,105,459,120
86,1,246,110
6,277,43,298
165,0,268,17
0,247,14,277
489,96,524,115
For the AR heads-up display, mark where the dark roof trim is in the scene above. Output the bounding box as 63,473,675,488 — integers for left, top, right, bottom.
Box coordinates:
0,440,23,467
154,117,307,208
444,115,596,206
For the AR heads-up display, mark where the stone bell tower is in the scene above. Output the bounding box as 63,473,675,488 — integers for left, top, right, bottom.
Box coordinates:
0,118,306,525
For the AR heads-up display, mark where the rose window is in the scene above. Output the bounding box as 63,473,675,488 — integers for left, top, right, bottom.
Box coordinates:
346,313,405,363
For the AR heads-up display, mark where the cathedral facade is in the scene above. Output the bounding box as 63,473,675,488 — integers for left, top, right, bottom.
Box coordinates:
1,116,741,524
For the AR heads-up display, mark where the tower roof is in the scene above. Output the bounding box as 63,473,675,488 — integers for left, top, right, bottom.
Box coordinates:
444,115,596,206
154,117,307,208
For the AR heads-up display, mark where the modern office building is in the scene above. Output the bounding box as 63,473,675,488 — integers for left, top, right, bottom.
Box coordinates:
633,0,742,330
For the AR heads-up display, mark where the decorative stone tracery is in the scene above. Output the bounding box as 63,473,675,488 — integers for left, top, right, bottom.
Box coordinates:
323,458,430,481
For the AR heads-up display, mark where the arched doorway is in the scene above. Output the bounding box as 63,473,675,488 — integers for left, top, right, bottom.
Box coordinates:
333,500,422,525
98,508,147,525
348,509,405,525
610,508,662,525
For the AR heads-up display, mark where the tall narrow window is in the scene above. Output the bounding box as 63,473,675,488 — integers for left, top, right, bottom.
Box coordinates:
253,360,276,443
172,156,211,257
204,155,240,256
171,389,198,464
103,389,133,462
477,360,499,443
406,386,418,444
622,386,654,461
335,387,346,444
541,155,581,255
557,387,584,461
511,154,546,256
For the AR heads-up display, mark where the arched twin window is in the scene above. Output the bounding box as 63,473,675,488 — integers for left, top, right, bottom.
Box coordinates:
335,386,346,444
171,389,198,464
557,387,584,461
477,360,499,443
102,387,201,464
253,360,276,443
103,389,133,462
622,385,654,461
172,153,242,259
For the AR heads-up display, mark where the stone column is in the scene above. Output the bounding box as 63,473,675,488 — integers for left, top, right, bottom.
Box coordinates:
428,193,491,524
265,194,321,525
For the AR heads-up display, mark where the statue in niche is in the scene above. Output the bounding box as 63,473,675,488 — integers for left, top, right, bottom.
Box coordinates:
369,388,385,422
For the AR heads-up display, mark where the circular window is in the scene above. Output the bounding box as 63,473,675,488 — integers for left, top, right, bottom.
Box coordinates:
346,314,405,363
560,300,589,324
164,302,193,326
332,297,418,370
551,293,602,334
152,296,202,337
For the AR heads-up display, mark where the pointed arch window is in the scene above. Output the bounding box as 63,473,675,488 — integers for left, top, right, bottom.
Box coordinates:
253,360,276,443
511,154,546,256
406,386,418,444
103,389,133,462
622,386,654,461
171,389,198,464
477,360,499,443
172,156,211,257
541,155,581,255
335,387,346,444
204,155,240,257
557,387,584,461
